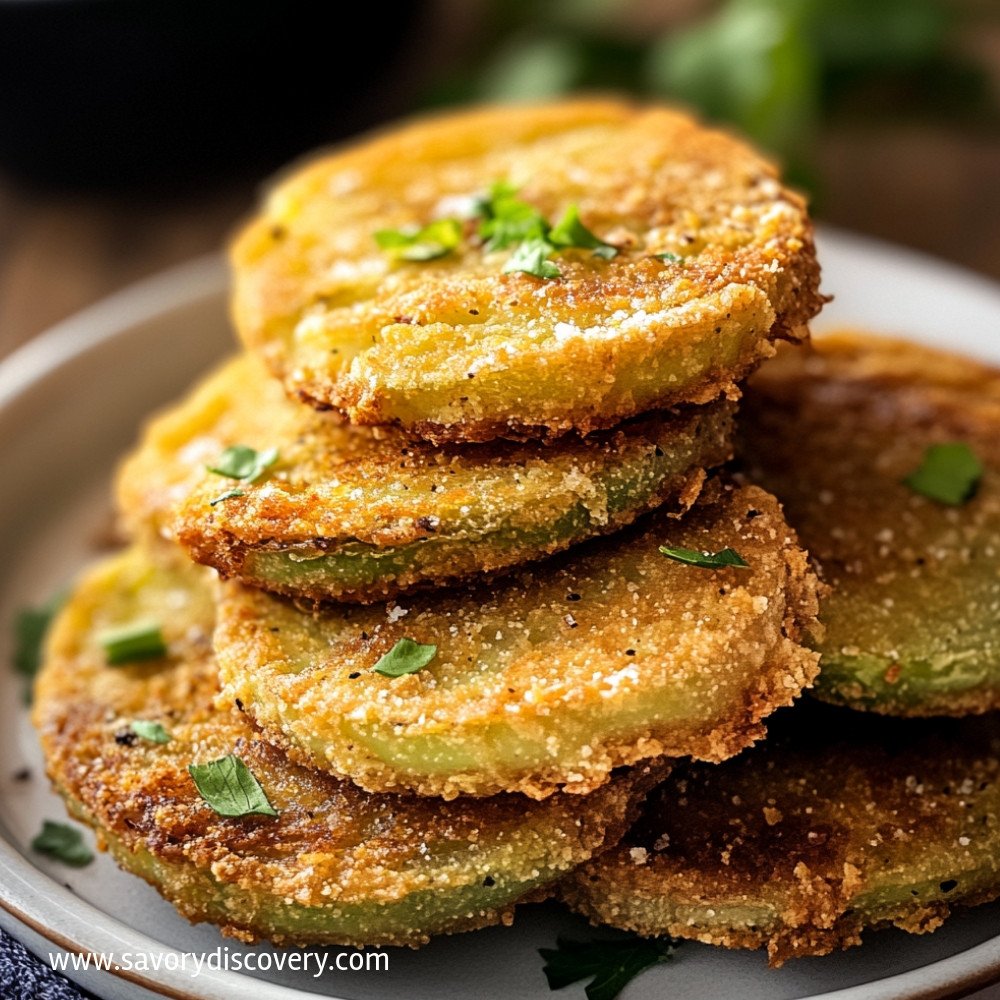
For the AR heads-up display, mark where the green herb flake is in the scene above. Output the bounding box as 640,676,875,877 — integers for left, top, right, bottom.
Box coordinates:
539,936,678,1000
207,444,279,483
372,638,438,678
31,820,94,867
386,184,618,281
99,621,167,666
472,179,519,218
503,237,562,280
13,592,65,681
374,218,463,262
655,251,682,262
903,442,984,506
209,488,246,507
188,753,278,817
477,182,549,251
549,204,618,259
659,546,750,570
130,720,172,745
591,245,619,261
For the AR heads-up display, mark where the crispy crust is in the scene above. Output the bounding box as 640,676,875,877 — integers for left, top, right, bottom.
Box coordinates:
563,705,1000,966
230,98,824,443
32,544,666,948
214,481,821,799
116,353,734,603
740,331,1000,716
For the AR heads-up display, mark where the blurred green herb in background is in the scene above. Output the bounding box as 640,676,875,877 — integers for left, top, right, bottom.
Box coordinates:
427,0,996,191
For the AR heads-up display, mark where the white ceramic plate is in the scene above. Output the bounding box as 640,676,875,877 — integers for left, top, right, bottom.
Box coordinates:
1,228,1000,1000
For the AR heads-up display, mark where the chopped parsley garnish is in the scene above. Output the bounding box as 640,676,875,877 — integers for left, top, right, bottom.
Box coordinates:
539,936,678,1000
130,720,172,745
99,621,167,666
659,546,750,569
485,191,619,277
655,251,682,262
903,442,983,506
375,183,618,280
188,754,278,817
471,179,517,217
591,245,619,261
549,204,618,259
503,237,562,279
13,591,65,701
207,444,278,483
31,820,94,867
372,638,438,677
209,488,245,507
478,182,549,251
374,218,463,262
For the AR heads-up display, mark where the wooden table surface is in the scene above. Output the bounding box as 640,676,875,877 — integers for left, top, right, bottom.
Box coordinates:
2,121,999,362
0,176,254,359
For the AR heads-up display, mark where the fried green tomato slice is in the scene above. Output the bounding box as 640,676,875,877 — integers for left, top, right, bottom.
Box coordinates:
563,704,1000,966
230,98,823,444
116,353,734,603
32,544,663,948
739,331,1000,716
214,481,821,800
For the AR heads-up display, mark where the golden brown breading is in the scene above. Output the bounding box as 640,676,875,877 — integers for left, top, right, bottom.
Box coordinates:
116,353,734,603
32,544,665,947
563,704,1000,966
213,481,821,799
740,331,1000,716
231,99,823,443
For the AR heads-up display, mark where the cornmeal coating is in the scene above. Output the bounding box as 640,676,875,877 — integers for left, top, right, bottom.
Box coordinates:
740,332,1000,716
214,481,821,800
563,704,1000,966
32,545,663,948
117,354,733,603
231,98,823,443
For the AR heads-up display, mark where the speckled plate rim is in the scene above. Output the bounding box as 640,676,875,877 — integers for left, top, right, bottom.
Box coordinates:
1,229,999,1000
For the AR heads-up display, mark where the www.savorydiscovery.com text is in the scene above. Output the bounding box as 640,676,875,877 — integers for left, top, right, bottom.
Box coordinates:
48,946,389,978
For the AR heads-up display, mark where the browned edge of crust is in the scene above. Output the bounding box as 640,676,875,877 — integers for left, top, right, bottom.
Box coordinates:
48,751,672,948
293,316,817,447
562,880,1000,968
181,465,713,605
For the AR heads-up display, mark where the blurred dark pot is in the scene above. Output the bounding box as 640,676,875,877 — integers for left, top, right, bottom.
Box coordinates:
0,0,424,191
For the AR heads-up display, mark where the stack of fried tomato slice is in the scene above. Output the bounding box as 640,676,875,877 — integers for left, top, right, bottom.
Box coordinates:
563,702,1000,966
565,333,1000,966
33,97,837,959
33,545,667,947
